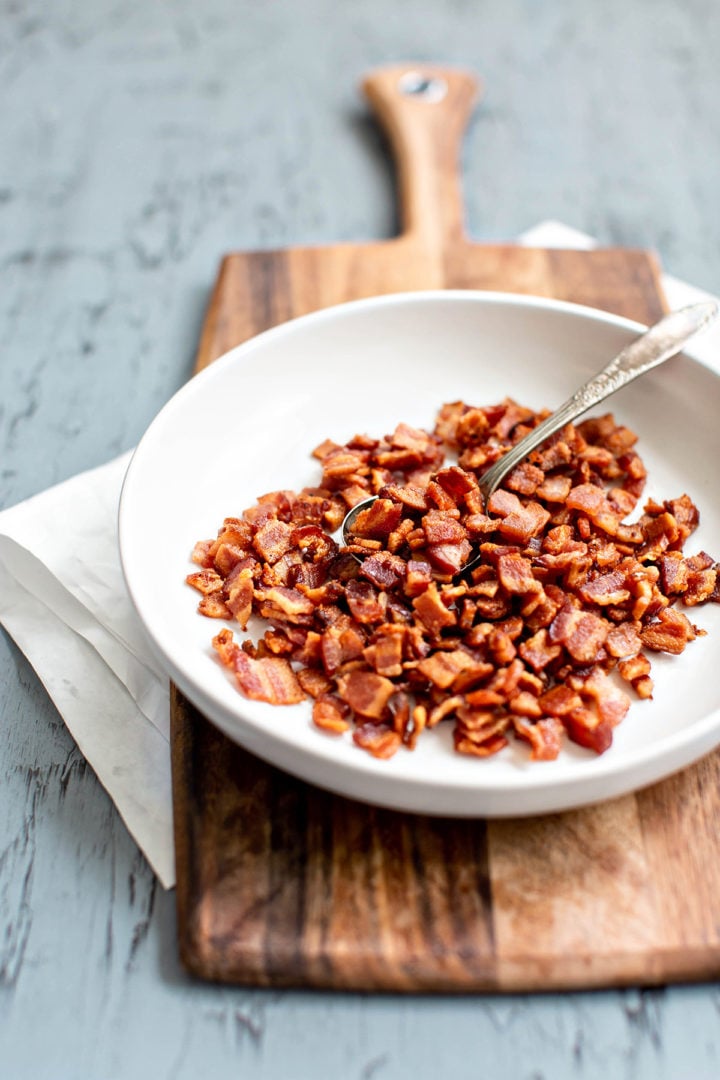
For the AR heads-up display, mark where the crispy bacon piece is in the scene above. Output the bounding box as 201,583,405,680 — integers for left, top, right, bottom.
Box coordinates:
417,648,477,690
578,570,631,606
412,582,457,636
313,694,351,734
496,552,541,595
352,723,402,759
186,568,224,596
298,668,334,698
640,607,697,654
198,595,231,618
363,626,405,677
213,629,305,704
349,498,403,541
345,579,386,624
605,621,642,658
488,490,551,544
563,706,613,754
253,519,295,563
549,604,609,664
336,670,396,720
514,716,564,760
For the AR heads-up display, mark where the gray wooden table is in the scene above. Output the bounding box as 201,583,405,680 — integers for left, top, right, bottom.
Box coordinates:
2,3,720,1077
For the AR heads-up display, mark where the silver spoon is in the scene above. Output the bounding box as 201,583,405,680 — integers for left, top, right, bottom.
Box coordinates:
342,300,719,572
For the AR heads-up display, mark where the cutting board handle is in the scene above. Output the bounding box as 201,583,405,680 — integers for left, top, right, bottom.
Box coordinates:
362,64,480,249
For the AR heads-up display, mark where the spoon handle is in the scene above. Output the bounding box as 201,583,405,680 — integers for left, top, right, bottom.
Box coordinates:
478,300,719,498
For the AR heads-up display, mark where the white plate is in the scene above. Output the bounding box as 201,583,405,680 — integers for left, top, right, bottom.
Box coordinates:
119,291,720,817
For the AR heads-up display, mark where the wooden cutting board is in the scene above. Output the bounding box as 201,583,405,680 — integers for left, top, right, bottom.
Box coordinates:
171,64,720,991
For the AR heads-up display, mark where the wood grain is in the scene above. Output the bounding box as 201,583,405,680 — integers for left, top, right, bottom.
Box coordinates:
171,64,720,991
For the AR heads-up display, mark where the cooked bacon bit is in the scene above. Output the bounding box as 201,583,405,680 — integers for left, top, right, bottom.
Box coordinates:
405,559,434,597
381,483,429,512
421,510,466,545
349,498,403,541
536,475,573,503
191,539,215,567
506,462,544,495
538,685,583,717
684,567,717,606
425,694,464,728
298,669,334,698
320,624,365,675
549,604,609,663
192,399,718,764
435,465,479,501
198,595,231,619
605,621,642,658
578,569,631,606
518,628,562,671
213,630,305,704
253,519,295,564
187,568,224,595
497,552,541,595
360,551,407,590
412,582,457,635
257,586,315,623
345,579,386,624
568,668,630,729
618,652,651,684
313,694,351,734
487,490,552,544
225,567,254,629
660,552,690,596
455,407,490,445
563,706,613,754
417,648,476,689
514,716,564,760
641,607,697,654
363,628,404,677
509,691,543,719
353,723,402,759
336,670,396,720
407,704,427,747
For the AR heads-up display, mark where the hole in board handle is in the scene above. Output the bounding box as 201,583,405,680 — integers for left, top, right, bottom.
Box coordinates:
397,71,448,103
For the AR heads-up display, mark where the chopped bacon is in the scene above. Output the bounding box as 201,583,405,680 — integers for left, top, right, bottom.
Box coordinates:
605,621,642,658
198,595,231,619
352,723,402,759
190,398,717,765
518,628,562,671
253,519,295,564
412,582,457,636
417,648,476,689
569,667,631,728
313,694,351,734
578,570,631,606
225,567,255,629
336,670,396,720
363,627,405,677
640,607,697,654
297,668,334,698
496,552,541,595
213,630,305,704
345,579,386,624
549,604,609,663
186,568,224,596
487,490,551,544
514,716,564,760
